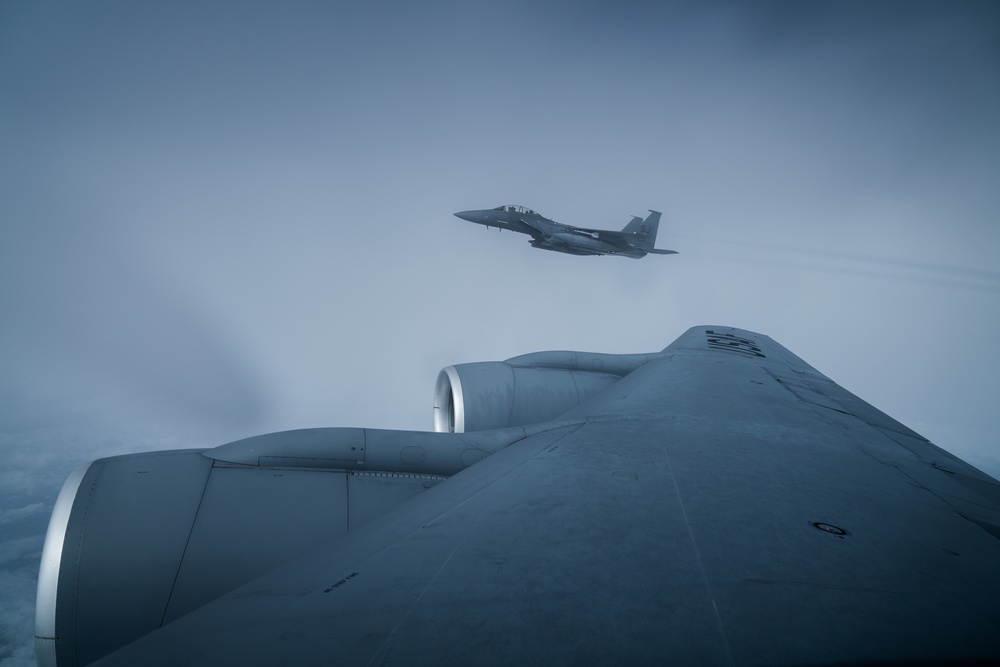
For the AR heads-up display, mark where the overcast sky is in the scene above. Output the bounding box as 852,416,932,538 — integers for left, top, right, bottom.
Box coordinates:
2,2,999,664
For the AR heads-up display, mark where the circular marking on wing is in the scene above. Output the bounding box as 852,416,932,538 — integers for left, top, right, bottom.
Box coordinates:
811,521,849,536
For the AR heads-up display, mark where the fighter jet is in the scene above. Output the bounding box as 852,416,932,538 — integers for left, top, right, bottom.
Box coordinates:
454,205,677,258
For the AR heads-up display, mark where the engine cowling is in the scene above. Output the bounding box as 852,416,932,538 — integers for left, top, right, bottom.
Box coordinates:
432,351,661,433
35,348,662,665
35,426,544,667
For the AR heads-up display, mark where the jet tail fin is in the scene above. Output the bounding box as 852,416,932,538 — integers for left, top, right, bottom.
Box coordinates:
621,210,662,249
622,216,645,232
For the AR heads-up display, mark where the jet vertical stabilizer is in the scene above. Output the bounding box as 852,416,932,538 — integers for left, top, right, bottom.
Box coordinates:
624,210,662,249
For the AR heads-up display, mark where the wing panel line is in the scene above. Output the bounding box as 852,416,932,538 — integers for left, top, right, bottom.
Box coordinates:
365,507,489,667
661,441,737,667
159,463,214,628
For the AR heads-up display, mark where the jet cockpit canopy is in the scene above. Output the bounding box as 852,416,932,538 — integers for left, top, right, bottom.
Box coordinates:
495,204,536,215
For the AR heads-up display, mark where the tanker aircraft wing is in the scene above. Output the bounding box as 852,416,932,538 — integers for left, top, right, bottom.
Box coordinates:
38,327,1000,666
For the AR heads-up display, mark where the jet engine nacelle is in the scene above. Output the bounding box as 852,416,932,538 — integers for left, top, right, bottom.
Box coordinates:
432,351,662,433
34,426,549,667
548,232,616,254
36,347,661,666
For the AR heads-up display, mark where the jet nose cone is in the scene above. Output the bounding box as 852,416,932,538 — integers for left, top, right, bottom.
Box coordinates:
454,210,479,222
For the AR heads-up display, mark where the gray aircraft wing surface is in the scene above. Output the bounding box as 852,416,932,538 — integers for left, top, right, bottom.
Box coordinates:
41,326,1000,666
562,225,678,255
516,216,547,237
567,225,634,239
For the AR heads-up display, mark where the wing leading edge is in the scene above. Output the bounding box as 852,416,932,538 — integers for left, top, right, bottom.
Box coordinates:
74,326,1000,665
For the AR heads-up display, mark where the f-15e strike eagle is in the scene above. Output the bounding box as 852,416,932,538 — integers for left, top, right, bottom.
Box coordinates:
36,326,1000,666
454,205,677,258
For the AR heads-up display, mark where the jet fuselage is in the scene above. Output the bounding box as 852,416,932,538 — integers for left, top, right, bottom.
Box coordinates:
454,205,675,258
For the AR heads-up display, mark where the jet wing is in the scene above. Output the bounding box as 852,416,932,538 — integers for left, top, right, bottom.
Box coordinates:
517,216,547,238
567,225,632,240
91,326,1000,666
566,226,676,254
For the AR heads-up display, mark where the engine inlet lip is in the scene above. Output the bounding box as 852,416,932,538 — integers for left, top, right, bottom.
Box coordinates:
35,461,93,662
433,366,465,433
